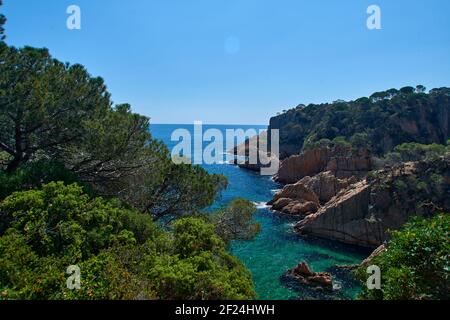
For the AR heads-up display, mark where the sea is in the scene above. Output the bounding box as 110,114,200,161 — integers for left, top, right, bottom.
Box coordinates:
150,123,369,300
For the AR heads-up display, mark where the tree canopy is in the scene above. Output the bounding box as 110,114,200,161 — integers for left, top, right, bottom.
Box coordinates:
0,20,258,299
0,182,256,300
0,43,226,221
209,199,260,244
272,85,450,157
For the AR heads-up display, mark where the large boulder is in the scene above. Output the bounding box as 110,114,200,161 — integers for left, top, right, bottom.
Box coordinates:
268,182,320,216
298,171,356,203
267,171,355,215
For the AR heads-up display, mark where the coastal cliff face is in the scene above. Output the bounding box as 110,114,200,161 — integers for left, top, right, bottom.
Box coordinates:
294,181,376,247
293,155,450,247
274,146,371,184
263,88,450,250
229,131,279,172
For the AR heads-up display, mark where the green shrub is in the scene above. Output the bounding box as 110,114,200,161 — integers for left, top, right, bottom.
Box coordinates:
0,182,142,259
0,183,256,300
358,214,450,300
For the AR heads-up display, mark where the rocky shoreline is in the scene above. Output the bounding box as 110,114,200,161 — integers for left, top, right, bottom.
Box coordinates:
231,133,449,297
268,147,449,248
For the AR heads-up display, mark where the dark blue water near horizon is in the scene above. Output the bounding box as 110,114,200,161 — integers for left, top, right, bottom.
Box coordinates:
150,124,369,300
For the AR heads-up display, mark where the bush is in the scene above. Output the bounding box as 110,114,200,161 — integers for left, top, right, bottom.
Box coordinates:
0,183,256,300
0,182,143,259
357,214,450,300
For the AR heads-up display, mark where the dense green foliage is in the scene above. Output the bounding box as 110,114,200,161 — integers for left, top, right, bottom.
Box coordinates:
357,214,450,300
368,151,450,217
379,142,450,167
271,86,450,157
0,10,256,300
0,183,256,300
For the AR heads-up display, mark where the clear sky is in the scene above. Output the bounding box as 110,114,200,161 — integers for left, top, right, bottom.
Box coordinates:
2,0,450,125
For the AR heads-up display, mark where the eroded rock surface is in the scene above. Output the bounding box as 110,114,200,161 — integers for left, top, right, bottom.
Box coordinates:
267,182,320,216
274,146,372,184
295,155,450,247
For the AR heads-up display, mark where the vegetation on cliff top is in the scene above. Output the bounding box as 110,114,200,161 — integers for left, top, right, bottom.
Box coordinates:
271,86,450,157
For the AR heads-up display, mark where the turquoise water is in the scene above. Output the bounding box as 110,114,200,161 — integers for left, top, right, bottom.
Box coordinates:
150,124,369,300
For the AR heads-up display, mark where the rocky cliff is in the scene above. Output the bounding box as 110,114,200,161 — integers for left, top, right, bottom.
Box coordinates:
228,131,279,172
274,146,372,184
294,155,450,247
268,171,356,215
295,181,376,247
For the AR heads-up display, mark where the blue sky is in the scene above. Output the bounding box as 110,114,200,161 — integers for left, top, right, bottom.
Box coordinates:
2,0,450,125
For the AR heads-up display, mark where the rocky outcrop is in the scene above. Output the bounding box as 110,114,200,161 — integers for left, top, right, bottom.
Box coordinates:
295,181,378,247
267,171,356,215
267,182,319,216
229,131,279,172
274,146,371,184
295,155,450,247
229,131,267,157
283,262,333,291
273,148,329,183
298,171,357,203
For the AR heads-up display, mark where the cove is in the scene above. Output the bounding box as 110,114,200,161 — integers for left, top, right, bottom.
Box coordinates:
151,124,369,300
